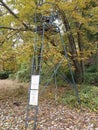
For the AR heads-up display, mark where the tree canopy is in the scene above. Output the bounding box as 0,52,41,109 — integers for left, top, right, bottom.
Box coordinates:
0,0,98,83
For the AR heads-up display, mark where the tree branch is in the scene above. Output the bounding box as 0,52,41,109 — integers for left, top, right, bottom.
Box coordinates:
0,0,18,18
0,26,27,31
0,30,18,46
0,26,35,32
0,0,29,29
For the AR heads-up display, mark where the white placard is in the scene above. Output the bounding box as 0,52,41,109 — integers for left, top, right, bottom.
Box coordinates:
31,75,40,89
29,90,38,106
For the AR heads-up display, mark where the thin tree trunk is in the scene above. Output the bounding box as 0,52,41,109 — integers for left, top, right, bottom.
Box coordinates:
77,31,84,82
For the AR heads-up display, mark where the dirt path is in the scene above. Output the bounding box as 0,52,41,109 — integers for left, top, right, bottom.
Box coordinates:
0,79,26,100
0,79,24,89
0,79,15,89
0,79,98,130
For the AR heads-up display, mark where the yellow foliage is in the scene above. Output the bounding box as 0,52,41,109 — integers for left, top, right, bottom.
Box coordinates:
0,0,98,73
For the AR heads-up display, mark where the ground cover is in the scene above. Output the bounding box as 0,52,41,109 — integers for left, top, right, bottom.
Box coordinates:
0,79,98,130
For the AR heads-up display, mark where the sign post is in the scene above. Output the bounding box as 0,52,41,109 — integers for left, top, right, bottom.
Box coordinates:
29,75,40,106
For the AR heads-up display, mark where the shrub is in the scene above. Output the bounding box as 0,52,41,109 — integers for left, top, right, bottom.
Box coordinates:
62,85,98,111
86,65,98,73
0,71,9,79
84,72,98,85
16,68,30,82
9,63,31,82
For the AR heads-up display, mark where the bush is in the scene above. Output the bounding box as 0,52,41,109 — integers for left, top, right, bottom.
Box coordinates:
0,71,9,79
9,63,31,82
62,85,98,111
16,68,30,82
80,85,98,111
9,73,16,80
84,72,98,85
86,65,98,73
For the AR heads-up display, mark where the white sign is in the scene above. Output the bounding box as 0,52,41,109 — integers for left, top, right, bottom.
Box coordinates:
29,90,38,106
31,75,40,89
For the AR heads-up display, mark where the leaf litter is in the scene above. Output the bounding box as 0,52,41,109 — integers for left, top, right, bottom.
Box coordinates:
0,80,98,130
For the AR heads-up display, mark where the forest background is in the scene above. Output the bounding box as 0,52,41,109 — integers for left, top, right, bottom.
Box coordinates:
0,0,98,110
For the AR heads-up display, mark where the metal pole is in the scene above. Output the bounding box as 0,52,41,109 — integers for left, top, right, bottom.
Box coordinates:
59,30,81,105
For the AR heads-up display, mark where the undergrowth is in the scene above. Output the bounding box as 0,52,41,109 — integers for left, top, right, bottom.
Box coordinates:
1,78,98,113
61,85,98,112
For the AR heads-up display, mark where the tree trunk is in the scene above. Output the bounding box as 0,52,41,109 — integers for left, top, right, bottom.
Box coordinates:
60,11,83,83
77,31,84,82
